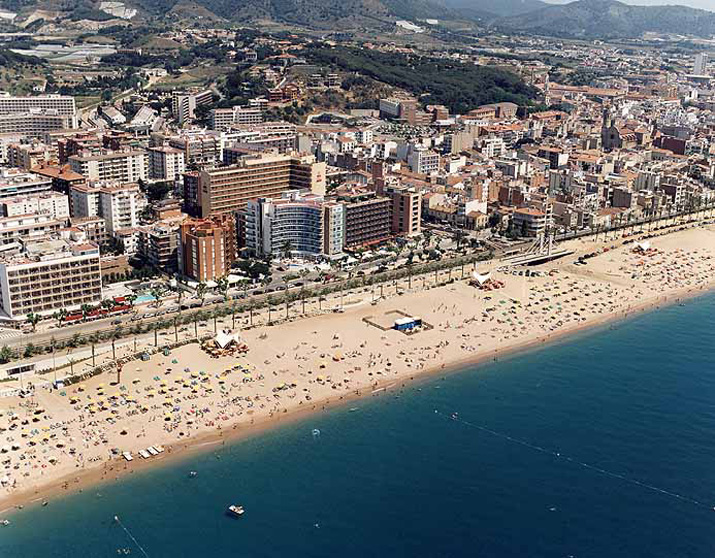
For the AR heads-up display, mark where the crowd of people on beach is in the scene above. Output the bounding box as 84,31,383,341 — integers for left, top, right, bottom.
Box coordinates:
1,225,714,509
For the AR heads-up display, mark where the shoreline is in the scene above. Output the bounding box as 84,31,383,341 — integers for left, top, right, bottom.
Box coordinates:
2,274,713,518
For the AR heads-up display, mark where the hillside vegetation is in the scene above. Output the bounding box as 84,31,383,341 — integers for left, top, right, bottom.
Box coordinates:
304,44,537,114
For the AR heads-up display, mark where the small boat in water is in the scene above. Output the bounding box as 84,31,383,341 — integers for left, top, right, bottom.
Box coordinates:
1,519,10,526
227,505,245,517
189,471,198,478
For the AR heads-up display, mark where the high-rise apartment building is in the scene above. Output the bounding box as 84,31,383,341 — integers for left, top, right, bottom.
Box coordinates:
69,183,101,218
0,238,101,319
99,183,148,234
0,168,53,200
0,109,72,135
178,215,236,282
148,146,186,182
386,184,422,237
336,187,392,249
210,107,263,131
139,223,180,271
197,152,326,217
171,89,213,125
244,191,344,258
0,192,69,220
0,93,77,127
161,129,222,165
69,150,148,183
0,214,64,246
694,53,708,75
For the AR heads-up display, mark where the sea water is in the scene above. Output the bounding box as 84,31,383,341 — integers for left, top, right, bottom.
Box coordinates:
2,293,715,557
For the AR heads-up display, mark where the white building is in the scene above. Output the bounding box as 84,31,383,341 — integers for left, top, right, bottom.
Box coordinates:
69,150,148,183
172,89,213,125
407,147,440,174
0,168,53,199
694,53,709,75
99,183,147,234
0,93,77,127
210,106,263,131
0,109,72,135
0,238,102,319
148,146,186,182
244,191,344,258
69,183,102,218
0,192,69,220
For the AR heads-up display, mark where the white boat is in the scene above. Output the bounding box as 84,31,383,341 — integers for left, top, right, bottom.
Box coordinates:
122,452,133,462
1,519,10,526
146,447,159,456
138,450,151,459
226,505,245,517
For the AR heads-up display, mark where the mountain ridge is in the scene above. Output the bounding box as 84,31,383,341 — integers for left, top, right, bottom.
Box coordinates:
494,0,715,38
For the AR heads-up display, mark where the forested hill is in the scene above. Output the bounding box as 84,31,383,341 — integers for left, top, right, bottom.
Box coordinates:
304,44,537,114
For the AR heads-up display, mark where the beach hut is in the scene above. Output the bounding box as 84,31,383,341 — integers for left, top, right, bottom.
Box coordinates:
393,317,422,332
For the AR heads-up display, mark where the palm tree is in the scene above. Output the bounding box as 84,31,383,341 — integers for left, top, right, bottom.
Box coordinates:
80,304,93,320
247,300,255,327
423,229,433,250
176,289,184,313
52,308,67,328
126,293,137,308
452,229,466,251
281,240,293,260
25,312,40,333
216,276,230,302
150,286,164,308
267,296,274,323
196,282,207,305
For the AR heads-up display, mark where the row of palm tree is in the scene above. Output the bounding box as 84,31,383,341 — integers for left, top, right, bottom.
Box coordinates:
6,247,493,366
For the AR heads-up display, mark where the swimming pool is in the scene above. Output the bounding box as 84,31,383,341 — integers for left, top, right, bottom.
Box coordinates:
134,294,156,304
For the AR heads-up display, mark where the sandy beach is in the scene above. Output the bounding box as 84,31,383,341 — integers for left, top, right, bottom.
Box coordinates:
1,222,715,515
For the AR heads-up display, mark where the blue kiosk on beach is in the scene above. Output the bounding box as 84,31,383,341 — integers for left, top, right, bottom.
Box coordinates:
394,316,422,332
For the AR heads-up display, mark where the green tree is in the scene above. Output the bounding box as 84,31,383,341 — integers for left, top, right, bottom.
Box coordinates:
25,312,40,332
0,345,14,364
216,276,230,302
196,282,207,305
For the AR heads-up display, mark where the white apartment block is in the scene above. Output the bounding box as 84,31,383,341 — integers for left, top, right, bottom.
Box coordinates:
0,238,102,319
172,89,213,125
210,106,263,131
0,109,72,135
163,129,222,165
0,192,69,220
0,168,53,199
99,183,147,234
69,150,148,183
148,146,186,182
0,214,63,246
69,183,101,218
407,148,440,174
7,142,56,170
0,93,77,126
0,133,24,164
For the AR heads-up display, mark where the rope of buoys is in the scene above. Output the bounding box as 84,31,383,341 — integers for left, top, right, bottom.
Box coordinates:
114,515,150,558
435,409,713,512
